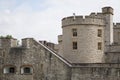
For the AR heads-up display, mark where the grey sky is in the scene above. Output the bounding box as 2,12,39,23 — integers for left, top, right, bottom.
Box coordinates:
0,0,120,43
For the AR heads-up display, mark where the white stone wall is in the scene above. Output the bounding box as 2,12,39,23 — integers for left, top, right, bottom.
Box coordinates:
104,14,113,46
62,22,104,63
57,7,116,63
102,7,114,53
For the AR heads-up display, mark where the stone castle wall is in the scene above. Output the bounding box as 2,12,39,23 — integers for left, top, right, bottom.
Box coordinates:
0,38,71,80
71,64,120,80
0,6,120,80
61,15,105,63
0,38,120,80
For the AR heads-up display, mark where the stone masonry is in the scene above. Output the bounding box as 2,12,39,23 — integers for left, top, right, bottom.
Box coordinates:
0,6,120,80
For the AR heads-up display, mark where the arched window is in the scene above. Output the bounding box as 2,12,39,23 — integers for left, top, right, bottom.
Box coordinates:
24,67,31,73
21,66,33,74
3,66,16,74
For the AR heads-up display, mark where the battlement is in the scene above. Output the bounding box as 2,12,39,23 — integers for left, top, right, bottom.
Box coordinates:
62,15,105,27
22,38,34,48
90,12,103,18
102,6,113,15
114,23,120,28
0,38,18,48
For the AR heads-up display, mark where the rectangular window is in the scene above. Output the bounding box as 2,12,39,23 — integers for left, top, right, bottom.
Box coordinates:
72,29,77,37
9,67,15,73
24,67,31,73
98,42,102,50
73,42,77,50
98,29,102,37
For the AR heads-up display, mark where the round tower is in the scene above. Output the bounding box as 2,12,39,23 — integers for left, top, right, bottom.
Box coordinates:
102,7,114,48
61,16,105,63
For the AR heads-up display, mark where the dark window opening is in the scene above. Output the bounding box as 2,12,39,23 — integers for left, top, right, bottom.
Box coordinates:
24,67,31,73
98,42,102,50
73,42,77,50
98,29,102,37
4,66,15,74
72,29,77,37
9,67,15,73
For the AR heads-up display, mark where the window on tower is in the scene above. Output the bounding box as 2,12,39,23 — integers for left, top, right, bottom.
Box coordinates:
72,29,77,37
98,29,102,37
98,42,102,50
73,42,77,50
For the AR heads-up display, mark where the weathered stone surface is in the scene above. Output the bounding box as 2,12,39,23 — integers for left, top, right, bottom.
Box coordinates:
0,6,120,80
0,38,71,80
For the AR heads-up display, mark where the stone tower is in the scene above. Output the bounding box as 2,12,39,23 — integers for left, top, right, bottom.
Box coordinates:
102,7,114,50
59,14,105,63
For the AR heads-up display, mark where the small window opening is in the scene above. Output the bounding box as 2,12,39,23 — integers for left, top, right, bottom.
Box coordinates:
72,29,77,37
98,29,102,37
24,67,31,73
3,66,15,74
98,42,102,50
73,42,77,50
21,66,33,74
9,67,15,73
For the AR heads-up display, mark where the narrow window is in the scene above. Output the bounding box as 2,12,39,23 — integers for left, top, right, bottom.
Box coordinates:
98,42,102,50
98,29,102,37
72,29,77,37
41,64,43,70
73,42,77,50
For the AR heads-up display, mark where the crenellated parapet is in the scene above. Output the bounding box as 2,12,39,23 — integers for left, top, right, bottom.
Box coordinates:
89,12,104,18
62,15,105,27
114,23,120,28
0,38,18,48
102,6,113,15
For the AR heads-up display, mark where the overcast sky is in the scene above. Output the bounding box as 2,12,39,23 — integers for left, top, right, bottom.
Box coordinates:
0,0,120,43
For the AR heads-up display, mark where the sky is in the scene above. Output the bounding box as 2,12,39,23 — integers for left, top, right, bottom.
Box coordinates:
0,0,120,43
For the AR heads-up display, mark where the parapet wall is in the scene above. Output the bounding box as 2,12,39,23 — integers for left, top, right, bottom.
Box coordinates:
62,15,105,27
0,38,18,48
114,23,120,28
89,12,103,18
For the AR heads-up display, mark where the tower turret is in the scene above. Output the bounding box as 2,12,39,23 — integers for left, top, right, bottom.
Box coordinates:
102,7,114,48
102,7,113,15
60,16,105,63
